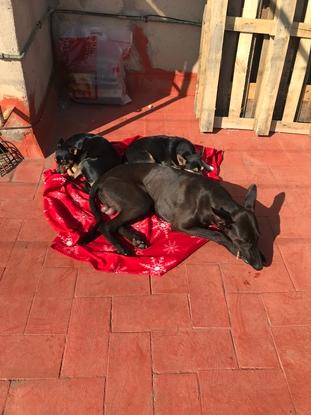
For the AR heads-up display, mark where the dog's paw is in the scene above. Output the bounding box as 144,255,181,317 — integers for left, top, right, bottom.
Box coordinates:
132,238,149,249
117,246,133,256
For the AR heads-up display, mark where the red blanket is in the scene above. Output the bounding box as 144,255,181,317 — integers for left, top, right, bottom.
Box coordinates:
43,136,223,276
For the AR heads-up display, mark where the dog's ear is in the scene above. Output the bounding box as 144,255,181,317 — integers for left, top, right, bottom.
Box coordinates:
212,207,233,228
244,184,257,211
57,138,65,147
176,153,187,166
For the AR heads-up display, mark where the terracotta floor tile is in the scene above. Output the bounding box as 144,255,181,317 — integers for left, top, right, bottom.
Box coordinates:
0,335,65,378
0,183,37,200
282,188,311,217
5,241,47,270
0,382,9,413
0,171,13,182
187,264,230,327
276,133,311,151
68,297,111,336
273,326,311,414
36,267,77,298
277,239,311,290
243,150,291,167
0,219,22,242
5,378,105,415
271,165,311,186
0,241,14,268
144,119,166,136
61,333,109,378
151,264,188,294
185,241,238,264
17,218,56,242
12,160,43,183
0,297,32,334
255,187,293,217
245,165,278,186
271,216,311,238
262,292,311,326
199,369,295,415
221,165,251,184
44,247,76,267
0,242,47,297
61,297,111,377
152,329,237,372
0,266,42,298
76,268,150,297
221,261,294,293
112,294,191,332
25,297,72,334
154,374,202,415
105,333,153,415
0,199,42,220
227,294,278,368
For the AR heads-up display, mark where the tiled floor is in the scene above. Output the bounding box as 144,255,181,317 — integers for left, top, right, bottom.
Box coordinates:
0,93,311,414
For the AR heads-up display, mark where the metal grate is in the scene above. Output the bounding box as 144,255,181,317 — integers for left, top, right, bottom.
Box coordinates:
0,135,24,177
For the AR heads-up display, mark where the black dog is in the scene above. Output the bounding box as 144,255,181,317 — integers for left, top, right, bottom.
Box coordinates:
125,135,214,173
55,133,121,190
81,163,267,270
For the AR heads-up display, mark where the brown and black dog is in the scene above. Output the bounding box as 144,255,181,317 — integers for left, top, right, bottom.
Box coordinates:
55,133,121,192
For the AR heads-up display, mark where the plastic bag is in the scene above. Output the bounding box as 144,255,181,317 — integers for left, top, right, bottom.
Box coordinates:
56,26,132,105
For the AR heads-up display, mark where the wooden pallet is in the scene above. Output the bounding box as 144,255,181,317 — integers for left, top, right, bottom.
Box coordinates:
195,0,311,136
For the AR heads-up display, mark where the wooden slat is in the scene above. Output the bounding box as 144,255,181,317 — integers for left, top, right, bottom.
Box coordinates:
225,16,311,39
214,116,255,129
297,84,311,122
291,21,311,39
225,17,273,36
215,0,243,116
214,116,310,135
271,120,311,135
282,1,311,122
254,0,297,136
199,0,229,132
195,3,209,118
252,3,275,119
229,0,260,118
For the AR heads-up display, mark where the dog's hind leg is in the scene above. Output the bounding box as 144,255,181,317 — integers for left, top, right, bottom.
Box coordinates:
99,200,153,255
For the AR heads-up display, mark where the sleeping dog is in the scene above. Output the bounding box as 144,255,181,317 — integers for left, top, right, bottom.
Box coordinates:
55,133,121,191
80,163,267,270
125,135,214,173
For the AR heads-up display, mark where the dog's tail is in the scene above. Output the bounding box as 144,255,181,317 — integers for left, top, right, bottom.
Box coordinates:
79,181,103,245
89,181,103,225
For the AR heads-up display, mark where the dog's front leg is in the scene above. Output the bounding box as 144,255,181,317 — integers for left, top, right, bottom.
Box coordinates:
179,226,237,256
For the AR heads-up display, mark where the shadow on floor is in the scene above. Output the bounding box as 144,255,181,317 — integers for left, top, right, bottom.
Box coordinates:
222,180,285,266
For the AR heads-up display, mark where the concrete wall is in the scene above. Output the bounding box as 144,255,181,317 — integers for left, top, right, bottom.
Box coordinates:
55,0,205,73
0,0,54,117
0,0,27,101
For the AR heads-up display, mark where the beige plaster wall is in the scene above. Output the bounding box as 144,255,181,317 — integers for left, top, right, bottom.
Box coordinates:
0,0,54,115
0,0,27,100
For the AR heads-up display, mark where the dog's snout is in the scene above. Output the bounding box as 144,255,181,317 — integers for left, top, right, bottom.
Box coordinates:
252,262,263,271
